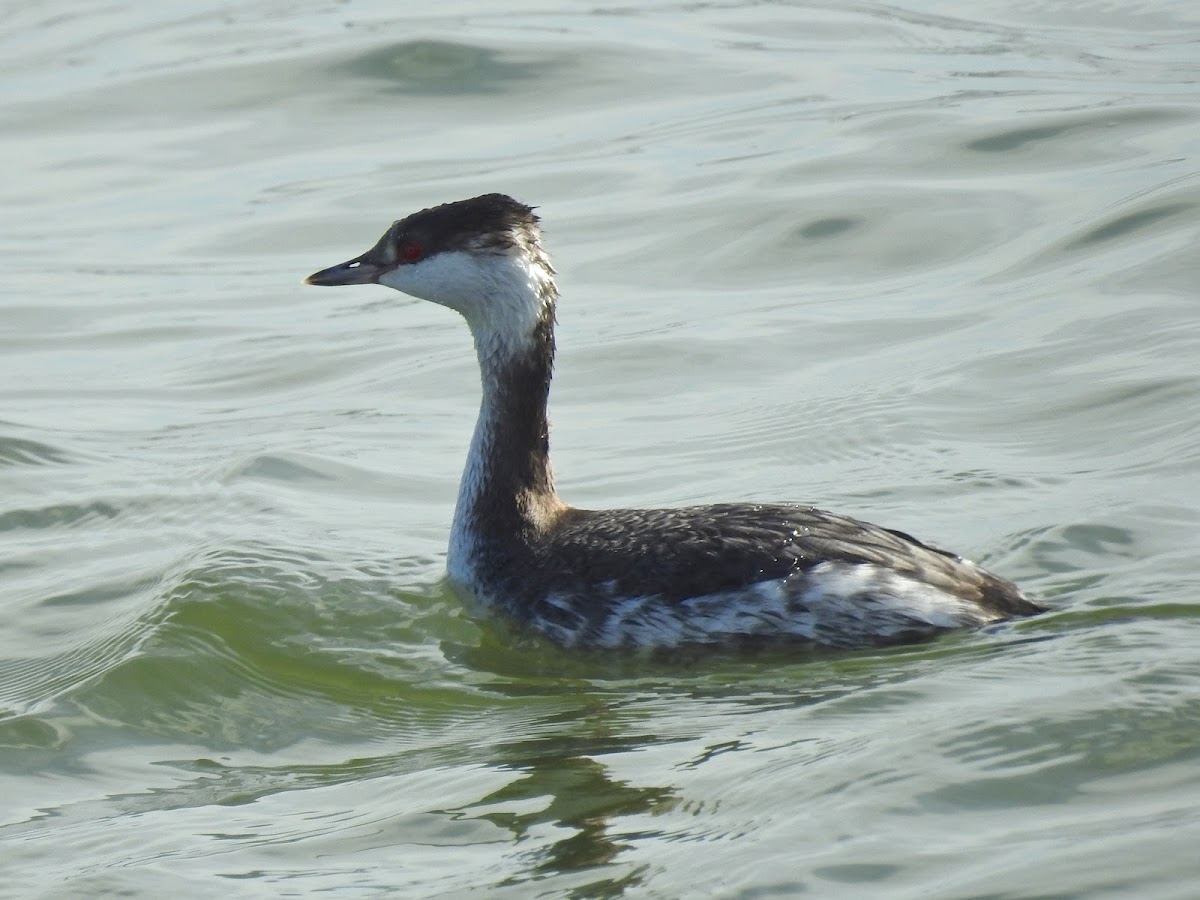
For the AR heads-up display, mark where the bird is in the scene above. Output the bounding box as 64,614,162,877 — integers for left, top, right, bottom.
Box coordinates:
304,193,1042,650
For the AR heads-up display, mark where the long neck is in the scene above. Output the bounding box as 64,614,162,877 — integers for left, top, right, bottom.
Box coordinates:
447,302,563,585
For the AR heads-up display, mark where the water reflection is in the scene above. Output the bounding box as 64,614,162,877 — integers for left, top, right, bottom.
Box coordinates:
453,730,677,897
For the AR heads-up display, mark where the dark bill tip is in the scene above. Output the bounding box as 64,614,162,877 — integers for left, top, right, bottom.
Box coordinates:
302,256,385,286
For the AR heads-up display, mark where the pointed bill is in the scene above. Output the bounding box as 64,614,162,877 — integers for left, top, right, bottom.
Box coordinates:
303,253,386,286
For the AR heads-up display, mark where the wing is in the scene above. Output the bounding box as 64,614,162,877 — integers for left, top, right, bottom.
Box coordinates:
523,502,1035,614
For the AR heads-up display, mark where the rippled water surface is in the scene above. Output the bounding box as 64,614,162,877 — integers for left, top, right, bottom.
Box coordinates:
3,1,1200,896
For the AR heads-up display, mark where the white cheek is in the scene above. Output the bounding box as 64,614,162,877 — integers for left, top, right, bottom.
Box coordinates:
379,250,551,354
378,252,483,311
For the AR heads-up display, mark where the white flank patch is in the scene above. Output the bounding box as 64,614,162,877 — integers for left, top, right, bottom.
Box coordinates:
563,563,993,649
801,561,985,630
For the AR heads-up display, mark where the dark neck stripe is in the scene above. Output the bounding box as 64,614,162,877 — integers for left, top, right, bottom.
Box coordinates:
468,306,559,543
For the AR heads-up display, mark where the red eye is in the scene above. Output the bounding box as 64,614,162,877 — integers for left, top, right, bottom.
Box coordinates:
400,242,423,263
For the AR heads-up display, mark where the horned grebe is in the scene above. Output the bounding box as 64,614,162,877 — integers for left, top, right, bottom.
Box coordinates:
304,193,1042,649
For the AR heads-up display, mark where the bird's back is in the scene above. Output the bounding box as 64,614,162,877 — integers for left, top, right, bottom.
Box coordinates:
478,503,1041,649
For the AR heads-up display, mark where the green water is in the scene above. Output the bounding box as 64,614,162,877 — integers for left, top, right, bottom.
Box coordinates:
3,1,1199,896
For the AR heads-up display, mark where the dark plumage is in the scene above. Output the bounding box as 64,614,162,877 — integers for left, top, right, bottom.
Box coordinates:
305,194,1043,651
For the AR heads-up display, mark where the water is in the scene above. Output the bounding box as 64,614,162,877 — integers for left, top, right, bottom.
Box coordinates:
3,1,1199,896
